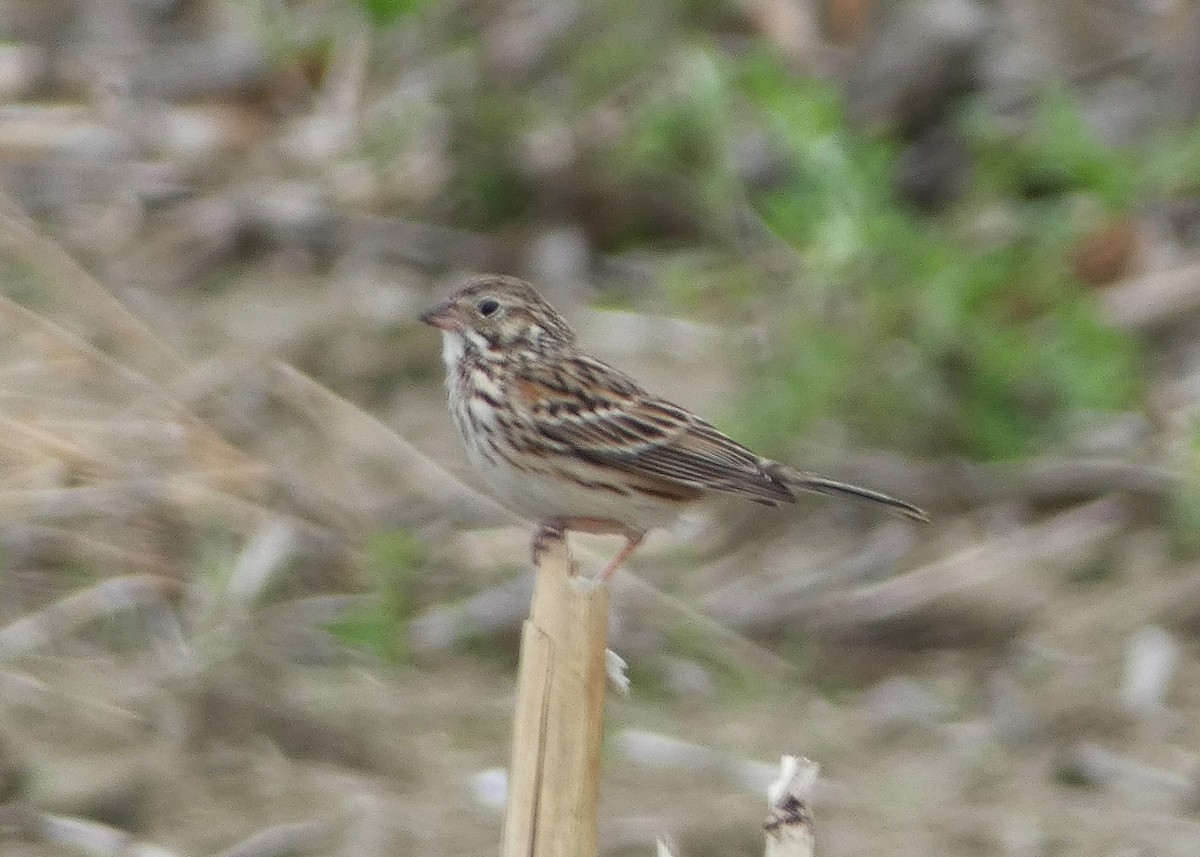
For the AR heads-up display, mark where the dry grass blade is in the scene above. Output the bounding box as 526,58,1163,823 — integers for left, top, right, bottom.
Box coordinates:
0,574,180,660
225,518,298,605
1,522,180,575
270,362,514,527
410,527,799,676
0,280,285,583
0,476,265,520
171,481,341,543
0,669,150,734
0,294,168,405
700,522,918,637
212,817,339,857
37,811,182,857
826,452,1176,513
0,293,254,481
0,189,184,381
618,571,799,676
1067,743,1199,810
973,457,1179,504
0,410,121,470
807,498,1129,648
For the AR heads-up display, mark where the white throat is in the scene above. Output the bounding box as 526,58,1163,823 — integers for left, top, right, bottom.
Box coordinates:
440,330,467,376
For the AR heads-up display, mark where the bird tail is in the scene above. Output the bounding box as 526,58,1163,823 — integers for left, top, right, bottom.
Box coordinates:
769,464,929,522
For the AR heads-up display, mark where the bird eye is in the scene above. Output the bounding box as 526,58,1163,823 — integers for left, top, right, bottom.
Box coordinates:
477,298,501,317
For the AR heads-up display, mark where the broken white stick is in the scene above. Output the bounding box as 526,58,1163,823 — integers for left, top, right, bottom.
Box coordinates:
764,755,818,857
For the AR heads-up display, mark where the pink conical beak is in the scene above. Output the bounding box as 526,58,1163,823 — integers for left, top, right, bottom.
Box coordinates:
420,301,464,331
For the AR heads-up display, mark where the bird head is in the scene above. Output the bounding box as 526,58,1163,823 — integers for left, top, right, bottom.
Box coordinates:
420,275,576,354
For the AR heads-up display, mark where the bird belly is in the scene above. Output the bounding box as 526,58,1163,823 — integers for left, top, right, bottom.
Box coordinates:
465,436,681,531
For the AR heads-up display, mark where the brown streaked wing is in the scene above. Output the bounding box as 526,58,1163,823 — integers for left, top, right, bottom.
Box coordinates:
509,356,795,505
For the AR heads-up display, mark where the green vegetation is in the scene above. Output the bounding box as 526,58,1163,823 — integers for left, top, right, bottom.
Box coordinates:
594,49,741,241
354,0,432,27
967,88,1139,210
1143,122,1200,196
1171,424,1200,557
325,529,426,662
721,54,1144,460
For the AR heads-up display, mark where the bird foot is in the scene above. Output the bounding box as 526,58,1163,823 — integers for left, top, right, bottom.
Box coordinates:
530,521,566,566
532,520,583,573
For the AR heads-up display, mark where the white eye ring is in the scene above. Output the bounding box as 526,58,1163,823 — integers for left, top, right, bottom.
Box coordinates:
478,298,501,317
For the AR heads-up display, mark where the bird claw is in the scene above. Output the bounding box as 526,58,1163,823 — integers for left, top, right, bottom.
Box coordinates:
530,522,566,565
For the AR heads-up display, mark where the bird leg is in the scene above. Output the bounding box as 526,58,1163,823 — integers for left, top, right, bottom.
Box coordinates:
532,517,647,582
597,531,646,582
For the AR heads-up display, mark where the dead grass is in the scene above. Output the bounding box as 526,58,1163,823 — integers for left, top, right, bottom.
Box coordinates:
0,197,1199,856
0,28,1196,852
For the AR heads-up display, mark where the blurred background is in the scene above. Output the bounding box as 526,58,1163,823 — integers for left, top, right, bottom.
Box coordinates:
1,0,1200,854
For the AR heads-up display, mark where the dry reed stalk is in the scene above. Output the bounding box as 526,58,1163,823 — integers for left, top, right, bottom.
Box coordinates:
0,190,184,381
502,530,610,857
271,362,514,526
804,497,1129,647
0,293,253,478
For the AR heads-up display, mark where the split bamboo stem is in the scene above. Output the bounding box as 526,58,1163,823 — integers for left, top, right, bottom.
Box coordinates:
501,530,611,857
